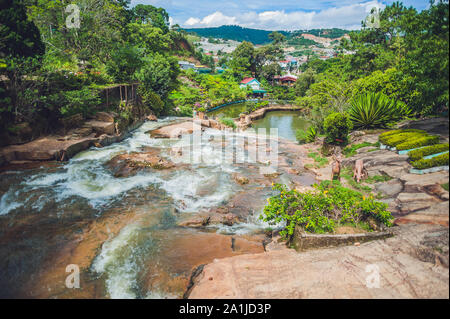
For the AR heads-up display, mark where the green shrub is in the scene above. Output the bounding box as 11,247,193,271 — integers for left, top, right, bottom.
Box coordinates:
323,112,353,144
379,129,426,140
296,126,317,144
396,135,439,151
138,88,164,115
408,143,449,161
219,117,236,129
197,107,206,112
260,182,393,238
348,92,411,129
59,88,101,117
379,132,425,146
411,152,449,169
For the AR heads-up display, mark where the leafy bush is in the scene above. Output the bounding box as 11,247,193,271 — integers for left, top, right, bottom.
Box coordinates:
197,107,206,112
408,143,449,161
260,182,393,238
323,112,353,144
219,117,236,129
106,46,144,83
348,92,411,129
411,152,449,169
379,129,425,140
380,132,426,147
59,88,101,117
138,88,164,115
396,135,439,151
296,126,317,144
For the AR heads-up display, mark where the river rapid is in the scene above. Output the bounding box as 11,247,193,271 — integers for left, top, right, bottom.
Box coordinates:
0,117,314,298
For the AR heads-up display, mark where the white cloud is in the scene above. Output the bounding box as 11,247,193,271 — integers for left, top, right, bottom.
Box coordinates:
182,1,386,30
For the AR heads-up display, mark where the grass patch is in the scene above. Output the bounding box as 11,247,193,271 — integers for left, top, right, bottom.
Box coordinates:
343,141,380,157
341,167,373,193
219,117,236,129
365,174,392,184
442,183,449,191
307,152,329,168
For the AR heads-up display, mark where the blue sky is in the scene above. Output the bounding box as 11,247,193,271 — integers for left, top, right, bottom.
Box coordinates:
130,0,430,30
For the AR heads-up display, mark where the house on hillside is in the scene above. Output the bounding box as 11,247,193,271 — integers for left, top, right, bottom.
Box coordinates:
240,77,266,98
274,75,297,86
278,60,290,69
178,61,195,70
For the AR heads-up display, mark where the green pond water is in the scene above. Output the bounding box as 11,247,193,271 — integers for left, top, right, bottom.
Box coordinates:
208,104,310,141
208,102,252,119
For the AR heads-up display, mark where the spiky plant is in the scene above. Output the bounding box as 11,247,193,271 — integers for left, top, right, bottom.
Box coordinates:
348,92,411,129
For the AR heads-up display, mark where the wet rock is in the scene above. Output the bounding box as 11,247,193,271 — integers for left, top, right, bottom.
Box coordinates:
232,173,249,185
107,149,176,177
149,121,200,138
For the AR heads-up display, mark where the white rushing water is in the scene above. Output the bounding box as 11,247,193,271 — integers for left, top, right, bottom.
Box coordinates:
0,118,280,298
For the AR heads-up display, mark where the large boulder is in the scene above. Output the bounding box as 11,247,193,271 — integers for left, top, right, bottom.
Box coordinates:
84,120,115,136
106,148,176,177
149,121,201,138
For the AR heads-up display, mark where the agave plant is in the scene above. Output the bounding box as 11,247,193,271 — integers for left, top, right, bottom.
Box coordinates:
348,92,411,129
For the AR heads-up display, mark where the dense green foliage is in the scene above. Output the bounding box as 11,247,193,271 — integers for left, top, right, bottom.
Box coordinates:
348,92,411,129
396,135,440,151
379,130,428,147
261,182,393,237
296,126,317,144
185,25,289,45
323,112,353,144
0,0,198,136
219,117,236,129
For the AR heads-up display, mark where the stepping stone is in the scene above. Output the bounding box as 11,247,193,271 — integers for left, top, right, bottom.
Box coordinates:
397,192,436,203
375,179,403,197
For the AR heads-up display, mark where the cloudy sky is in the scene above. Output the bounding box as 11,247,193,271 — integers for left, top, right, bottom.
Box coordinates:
130,0,430,30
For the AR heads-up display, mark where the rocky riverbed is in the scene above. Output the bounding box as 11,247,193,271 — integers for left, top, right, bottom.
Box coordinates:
187,117,449,299
0,116,448,299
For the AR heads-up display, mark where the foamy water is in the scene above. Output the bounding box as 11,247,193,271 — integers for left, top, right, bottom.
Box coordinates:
0,118,281,298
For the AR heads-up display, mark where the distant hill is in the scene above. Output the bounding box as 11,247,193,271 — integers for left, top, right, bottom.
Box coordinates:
184,25,289,45
184,25,349,45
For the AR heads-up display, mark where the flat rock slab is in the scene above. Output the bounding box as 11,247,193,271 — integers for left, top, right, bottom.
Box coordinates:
149,121,201,138
188,224,449,299
400,171,450,191
397,192,436,203
0,135,98,162
375,179,403,197
396,202,449,227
